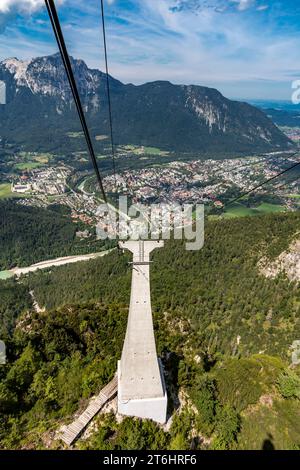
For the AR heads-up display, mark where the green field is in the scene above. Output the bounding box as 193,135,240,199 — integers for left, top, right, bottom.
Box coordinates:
0,183,32,200
216,202,286,219
255,202,286,213
17,152,52,166
14,162,42,170
223,205,257,218
143,146,170,156
143,146,162,155
121,144,168,156
0,183,12,199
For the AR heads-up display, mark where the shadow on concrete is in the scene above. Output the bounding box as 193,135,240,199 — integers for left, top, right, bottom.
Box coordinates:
161,350,181,418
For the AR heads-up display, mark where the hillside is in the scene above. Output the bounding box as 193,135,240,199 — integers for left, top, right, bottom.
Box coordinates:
264,108,300,128
27,211,300,359
0,201,112,270
1,212,300,450
0,54,293,154
259,239,300,283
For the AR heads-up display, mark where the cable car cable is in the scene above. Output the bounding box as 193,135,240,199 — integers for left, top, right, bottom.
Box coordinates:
100,0,117,186
223,158,300,209
45,0,107,203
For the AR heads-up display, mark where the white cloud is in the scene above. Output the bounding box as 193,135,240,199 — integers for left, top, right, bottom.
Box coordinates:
96,0,297,99
0,0,45,14
0,0,297,99
232,0,255,11
0,0,66,13
0,0,65,32
256,4,269,11
168,0,260,14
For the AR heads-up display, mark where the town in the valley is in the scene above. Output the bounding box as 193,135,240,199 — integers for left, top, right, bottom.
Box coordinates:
0,140,299,236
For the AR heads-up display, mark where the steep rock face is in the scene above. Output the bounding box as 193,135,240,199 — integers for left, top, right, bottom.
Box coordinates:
259,240,300,283
0,53,293,153
1,54,107,108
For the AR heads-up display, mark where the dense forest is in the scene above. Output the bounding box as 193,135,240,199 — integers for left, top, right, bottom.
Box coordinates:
0,201,113,270
0,279,32,338
27,211,300,359
0,211,300,450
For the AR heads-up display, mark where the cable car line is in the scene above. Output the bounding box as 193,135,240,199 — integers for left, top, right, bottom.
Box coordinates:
223,158,300,209
44,1,299,225
45,0,107,203
100,0,117,186
275,174,300,191
210,150,300,181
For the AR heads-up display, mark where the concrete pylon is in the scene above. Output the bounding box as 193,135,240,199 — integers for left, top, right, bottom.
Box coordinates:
117,240,167,424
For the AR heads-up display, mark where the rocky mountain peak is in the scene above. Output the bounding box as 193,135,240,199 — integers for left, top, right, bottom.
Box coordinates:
2,57,31,82
0,53,294,153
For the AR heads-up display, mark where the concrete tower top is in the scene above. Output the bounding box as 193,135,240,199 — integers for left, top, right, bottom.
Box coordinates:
119,240,164,264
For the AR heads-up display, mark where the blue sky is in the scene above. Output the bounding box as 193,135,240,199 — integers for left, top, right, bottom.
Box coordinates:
1,0,300,99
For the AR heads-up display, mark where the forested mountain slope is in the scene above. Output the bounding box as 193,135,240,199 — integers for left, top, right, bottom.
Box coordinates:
0,54,293,153
1,212,300,450
0,202,111,270
27,211,300,358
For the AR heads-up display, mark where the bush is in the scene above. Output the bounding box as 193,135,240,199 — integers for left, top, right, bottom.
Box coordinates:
191,375,217,435
277,370,300,399
169,409,193,448
213,355,284,412
211,405,240,450
114,418,168,450
169,433,189,450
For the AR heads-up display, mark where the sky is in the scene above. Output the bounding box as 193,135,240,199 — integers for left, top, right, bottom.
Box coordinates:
1,0,300,100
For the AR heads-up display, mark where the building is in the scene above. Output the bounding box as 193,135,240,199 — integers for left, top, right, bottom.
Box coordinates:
12,183,31,193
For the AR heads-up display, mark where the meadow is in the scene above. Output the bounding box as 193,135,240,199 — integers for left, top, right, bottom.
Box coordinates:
0,183,29,200
221,202,286,219
0,183,12,199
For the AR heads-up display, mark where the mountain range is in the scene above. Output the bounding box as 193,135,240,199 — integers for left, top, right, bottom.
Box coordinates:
0,53,293,154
